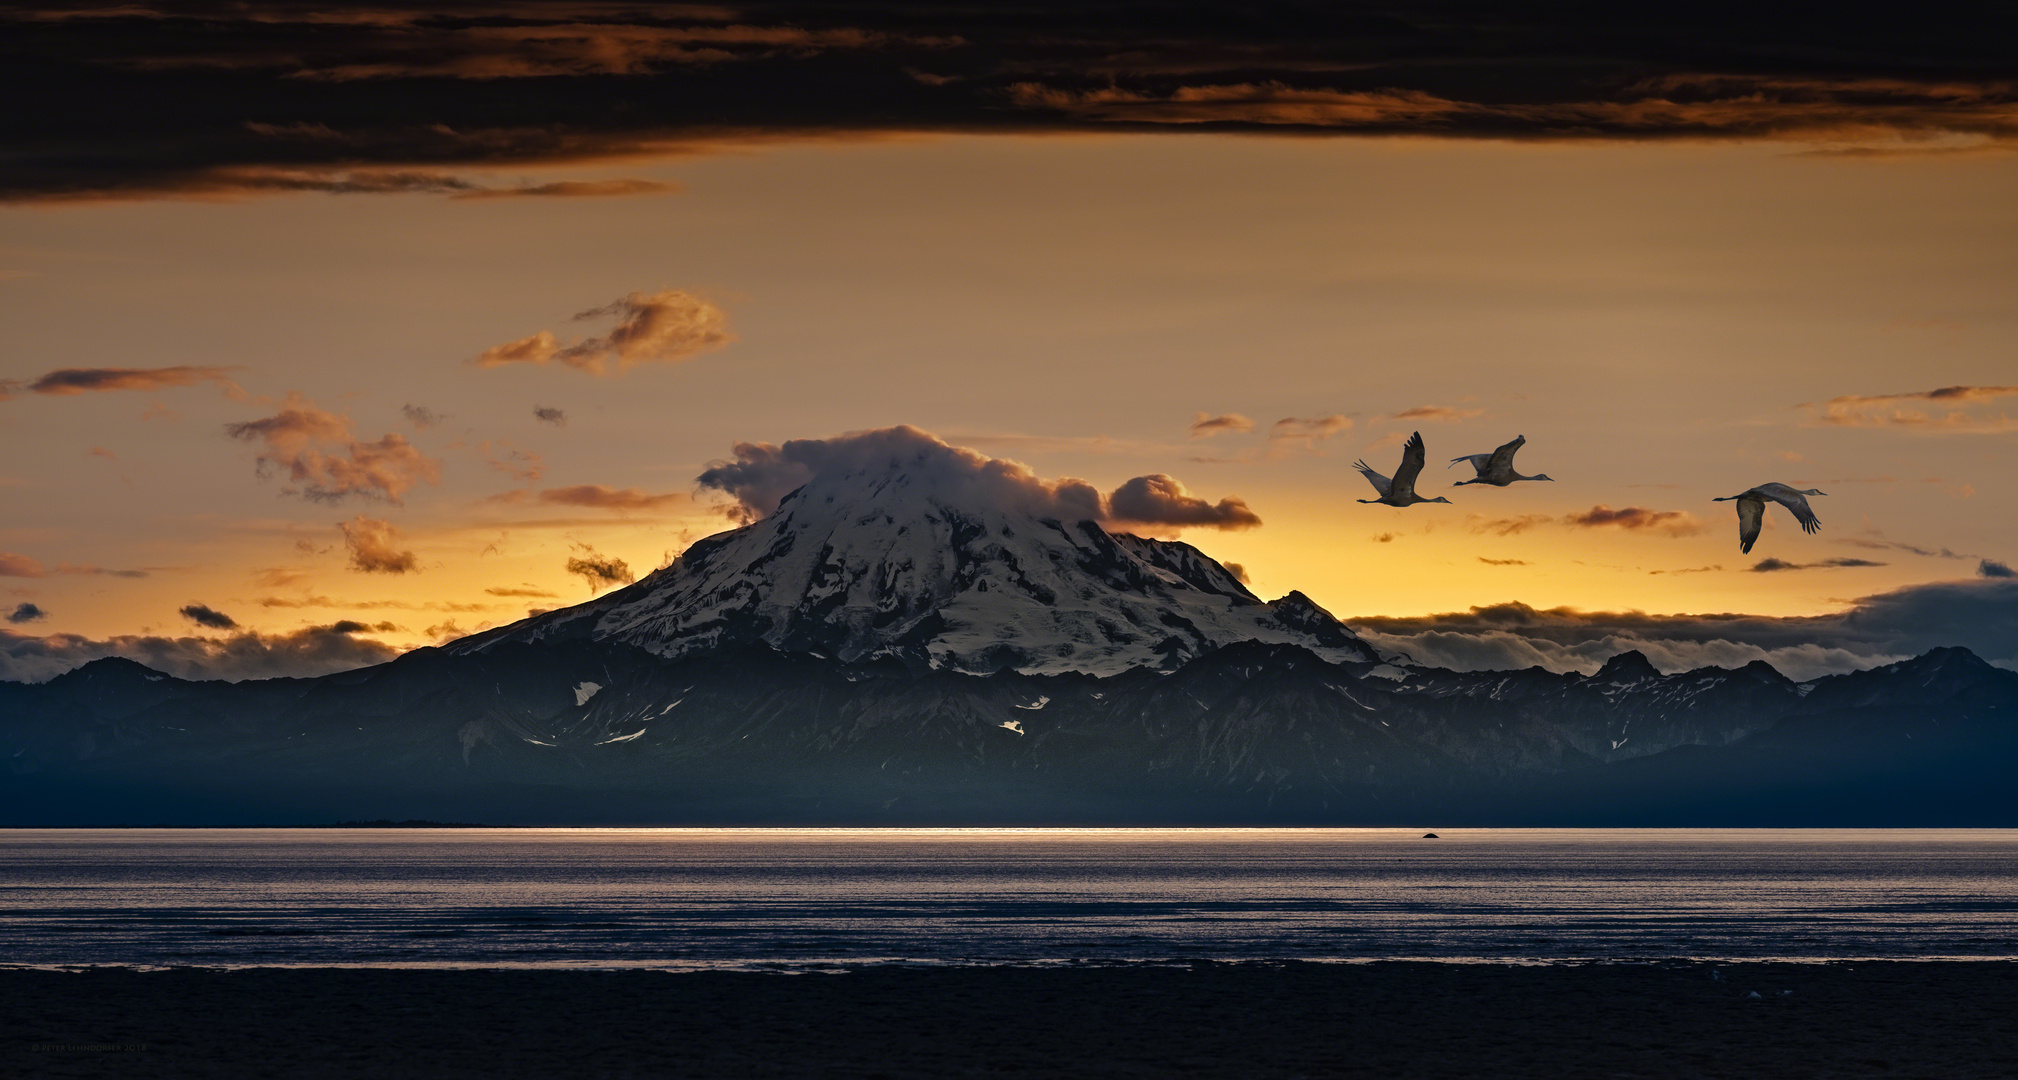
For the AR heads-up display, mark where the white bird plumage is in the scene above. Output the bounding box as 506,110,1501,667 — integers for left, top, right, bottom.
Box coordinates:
1354,431,1452,507
1448,434,1554,487
1712,482,1826,554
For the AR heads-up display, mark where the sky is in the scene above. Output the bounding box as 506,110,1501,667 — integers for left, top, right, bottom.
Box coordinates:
3,2,2016,682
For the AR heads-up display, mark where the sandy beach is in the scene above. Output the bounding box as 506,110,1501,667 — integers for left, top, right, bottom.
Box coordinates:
7,961,2016,1079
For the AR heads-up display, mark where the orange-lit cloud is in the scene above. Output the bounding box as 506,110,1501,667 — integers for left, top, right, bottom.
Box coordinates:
1391,405,1483,423
339,515,418,574
1562,506,1705,536
1108,474,1261,530
0,552,149,578
1189,412,1252,438
1802,385,2018,432
467,440,545,483
1222,561,1250,584
224,395,442,504
1469,514,1553,536
2,365,239,400
472,290,733,375
1268,415,1352,455
254,595,493,613
534,485,687,511
486,585,558,599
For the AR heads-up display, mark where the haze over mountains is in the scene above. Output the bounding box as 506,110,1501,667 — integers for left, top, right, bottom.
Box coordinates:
4,433,2015,826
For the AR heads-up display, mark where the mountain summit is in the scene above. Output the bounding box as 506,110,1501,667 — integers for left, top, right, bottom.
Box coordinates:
453,427,1377,674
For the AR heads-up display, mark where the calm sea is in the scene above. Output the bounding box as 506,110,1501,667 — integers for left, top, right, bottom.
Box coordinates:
2,828,2014,969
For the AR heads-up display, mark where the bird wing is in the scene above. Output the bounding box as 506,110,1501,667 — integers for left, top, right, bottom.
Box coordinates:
1736,495,1764,554
1352,460,1392,497
1485,434,1525,476
1389,431,1427,499
1448,453,1491,473
1768,488,1822,533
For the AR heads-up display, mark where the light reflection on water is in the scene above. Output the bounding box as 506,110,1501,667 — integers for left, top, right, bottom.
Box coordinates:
2,828,2015,969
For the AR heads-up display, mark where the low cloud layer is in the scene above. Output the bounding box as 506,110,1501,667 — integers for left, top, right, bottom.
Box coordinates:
1803,384,2018,432
472,291,732,375
1350,577,2018,680
339,515,418,574
225,396,441,504
10,6,2015,202
697,425,1262,532
1,623,402,683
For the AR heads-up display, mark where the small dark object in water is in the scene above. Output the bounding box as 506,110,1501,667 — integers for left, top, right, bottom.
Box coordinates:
1422,832,1439,838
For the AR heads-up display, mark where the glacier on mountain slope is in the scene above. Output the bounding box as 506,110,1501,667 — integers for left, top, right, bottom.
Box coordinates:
452,450,1377,675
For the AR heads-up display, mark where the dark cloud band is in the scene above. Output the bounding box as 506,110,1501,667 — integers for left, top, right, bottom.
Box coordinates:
7,4,2017,201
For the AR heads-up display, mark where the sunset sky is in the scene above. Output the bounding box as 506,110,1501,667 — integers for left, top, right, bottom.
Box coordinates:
3,2,2015,682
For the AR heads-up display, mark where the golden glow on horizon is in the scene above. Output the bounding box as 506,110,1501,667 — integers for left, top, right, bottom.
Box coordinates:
2,135,2014,666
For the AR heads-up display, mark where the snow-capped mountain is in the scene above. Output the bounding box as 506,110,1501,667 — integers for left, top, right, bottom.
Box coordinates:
450,450,1377,675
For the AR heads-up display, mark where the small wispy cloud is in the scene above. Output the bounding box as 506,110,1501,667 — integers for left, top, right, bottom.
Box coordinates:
451,179,681,200
1268,415,1352,455
471,290,732,375
1562,506,1705,537
178,603,239,629
1391,405,1483,423
485,584,558,598
2,365,240,401
1801,385,2018,432
1469,514,1553,536
533,405,567,426
534,485,686,511
566,545,635,593
1189,412,1253,438
1749,557,1887,572
7,602,47,624
401,403,445,429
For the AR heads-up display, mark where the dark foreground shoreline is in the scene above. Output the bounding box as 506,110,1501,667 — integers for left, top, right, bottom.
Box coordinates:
6,961,2016,1079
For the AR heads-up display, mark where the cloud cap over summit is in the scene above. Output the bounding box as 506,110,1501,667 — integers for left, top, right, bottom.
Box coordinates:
696,425,1258,532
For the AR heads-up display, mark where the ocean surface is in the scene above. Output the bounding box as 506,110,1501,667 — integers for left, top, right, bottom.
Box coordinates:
3,828,2015,969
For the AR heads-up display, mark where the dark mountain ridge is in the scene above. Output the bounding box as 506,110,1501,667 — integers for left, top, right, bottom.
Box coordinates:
6,445,2013,825
6,638,2013,826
